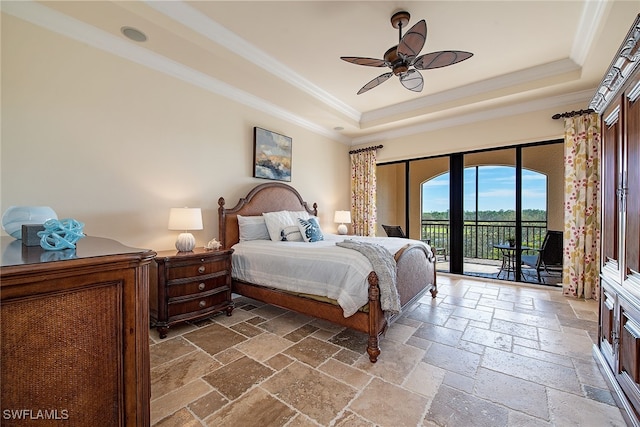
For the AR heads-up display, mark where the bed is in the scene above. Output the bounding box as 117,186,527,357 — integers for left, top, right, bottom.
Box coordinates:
217,182,437,362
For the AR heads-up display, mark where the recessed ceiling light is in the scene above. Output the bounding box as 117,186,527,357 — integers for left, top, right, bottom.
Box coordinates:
121,26,147,42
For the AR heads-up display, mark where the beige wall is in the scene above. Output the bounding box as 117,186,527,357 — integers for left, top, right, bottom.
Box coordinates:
372,106,574,163
1,15,350,251
376,162,406,237
523,144,565,231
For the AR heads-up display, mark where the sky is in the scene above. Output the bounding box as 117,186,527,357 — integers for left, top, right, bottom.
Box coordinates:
422,166,547,212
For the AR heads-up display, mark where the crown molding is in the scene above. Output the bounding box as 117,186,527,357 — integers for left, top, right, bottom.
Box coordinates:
1,0,350,144
571,0,609,65
0,0,606,148
352,89,594,145
145,0,361,123
361,58,580,125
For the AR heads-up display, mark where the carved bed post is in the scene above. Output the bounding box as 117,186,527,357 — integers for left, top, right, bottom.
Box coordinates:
217,197,227,249
366,271,382,363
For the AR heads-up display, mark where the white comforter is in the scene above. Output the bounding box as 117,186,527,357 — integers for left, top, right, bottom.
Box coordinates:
231,234,430,317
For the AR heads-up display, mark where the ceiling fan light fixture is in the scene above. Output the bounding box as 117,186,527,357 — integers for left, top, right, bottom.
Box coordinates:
340,10,473,95
393,64,408,76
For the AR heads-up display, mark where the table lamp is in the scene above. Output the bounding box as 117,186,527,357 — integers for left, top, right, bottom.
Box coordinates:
334,210,351,235
168,207,203,252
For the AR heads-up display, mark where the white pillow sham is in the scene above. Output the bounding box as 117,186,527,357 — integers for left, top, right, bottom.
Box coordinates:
237,215,270,241
263,210,314,242
263,211,293,242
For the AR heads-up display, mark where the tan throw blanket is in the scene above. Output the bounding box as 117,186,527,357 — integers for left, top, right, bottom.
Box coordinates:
336,239,401,316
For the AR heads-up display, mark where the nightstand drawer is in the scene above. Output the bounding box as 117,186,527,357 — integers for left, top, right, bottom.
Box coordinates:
165,258,229,280
166,273,229,298
167,290,230,317
151,248,234,338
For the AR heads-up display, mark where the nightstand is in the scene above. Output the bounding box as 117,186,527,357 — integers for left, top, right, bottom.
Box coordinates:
150,247,234,338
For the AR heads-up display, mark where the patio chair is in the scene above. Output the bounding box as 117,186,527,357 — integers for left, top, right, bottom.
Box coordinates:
382,224,406,238
522,230,563,283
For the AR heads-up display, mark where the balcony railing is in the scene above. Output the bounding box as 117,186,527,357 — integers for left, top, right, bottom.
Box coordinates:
421,219,547,260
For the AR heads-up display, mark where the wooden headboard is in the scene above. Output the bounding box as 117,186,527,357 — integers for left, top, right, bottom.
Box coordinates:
218,182,318,249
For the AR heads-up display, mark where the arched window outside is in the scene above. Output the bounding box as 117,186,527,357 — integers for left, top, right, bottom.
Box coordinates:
421,166,547,263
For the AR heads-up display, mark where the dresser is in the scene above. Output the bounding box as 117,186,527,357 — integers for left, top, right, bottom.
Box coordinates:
591,14,640,427
150,248,234,338
0,236,155,426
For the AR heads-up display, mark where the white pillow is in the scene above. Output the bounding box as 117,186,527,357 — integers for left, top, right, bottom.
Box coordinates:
280,225,303,241
237,215,270,241
288,210,311,221
263,211,294,242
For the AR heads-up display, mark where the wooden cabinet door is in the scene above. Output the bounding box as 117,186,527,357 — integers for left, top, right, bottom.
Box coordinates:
617,296,640,413
602,96,623,275
624,74,640,278
600,281,618,371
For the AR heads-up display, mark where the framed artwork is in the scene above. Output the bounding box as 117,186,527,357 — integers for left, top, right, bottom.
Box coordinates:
253,127,292,182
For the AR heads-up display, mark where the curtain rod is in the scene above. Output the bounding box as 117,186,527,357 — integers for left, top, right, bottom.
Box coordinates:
552,109,594,120
349,145,383,154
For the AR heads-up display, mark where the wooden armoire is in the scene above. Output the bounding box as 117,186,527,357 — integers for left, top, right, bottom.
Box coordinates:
592,14,640,427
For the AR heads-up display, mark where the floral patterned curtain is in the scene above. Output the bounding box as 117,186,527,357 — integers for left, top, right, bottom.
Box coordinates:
562,113,601,299
350,149,377,236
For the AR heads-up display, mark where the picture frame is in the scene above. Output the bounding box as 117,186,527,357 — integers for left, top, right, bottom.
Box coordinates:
253,127,292,182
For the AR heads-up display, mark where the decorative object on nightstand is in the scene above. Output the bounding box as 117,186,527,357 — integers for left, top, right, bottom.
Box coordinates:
205,238,221,250
334,210,351,235
150,247,234,338
168,207,202,252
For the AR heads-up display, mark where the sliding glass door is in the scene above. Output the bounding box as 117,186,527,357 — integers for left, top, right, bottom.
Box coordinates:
377,140,563,284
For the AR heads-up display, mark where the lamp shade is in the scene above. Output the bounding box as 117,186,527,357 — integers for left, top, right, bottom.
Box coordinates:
168,208,203,231
334,210,351,224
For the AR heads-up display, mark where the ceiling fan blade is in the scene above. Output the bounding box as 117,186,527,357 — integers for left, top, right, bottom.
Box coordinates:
414,51,474,69
357,72,393,94
400,69,424,92
341,57,387,67
398,19,427,62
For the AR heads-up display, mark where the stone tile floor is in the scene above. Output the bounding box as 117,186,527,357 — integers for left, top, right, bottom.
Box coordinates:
150,274,627,426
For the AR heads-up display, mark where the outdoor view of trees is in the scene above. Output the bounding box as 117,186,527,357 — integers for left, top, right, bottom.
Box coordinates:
421,166,548,261
423,209,547,222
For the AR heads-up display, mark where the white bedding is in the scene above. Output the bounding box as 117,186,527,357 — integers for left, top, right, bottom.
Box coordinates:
231,234,431,317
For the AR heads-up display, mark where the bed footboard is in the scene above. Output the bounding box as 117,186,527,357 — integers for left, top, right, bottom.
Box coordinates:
395,244,437,306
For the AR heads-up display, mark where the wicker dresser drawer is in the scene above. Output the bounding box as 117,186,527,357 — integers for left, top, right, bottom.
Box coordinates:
150,248,234,338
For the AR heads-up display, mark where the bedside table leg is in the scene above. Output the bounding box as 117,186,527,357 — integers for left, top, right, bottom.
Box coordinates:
225,305,234,316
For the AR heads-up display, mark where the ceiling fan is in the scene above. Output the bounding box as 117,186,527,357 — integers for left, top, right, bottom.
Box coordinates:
340,11,473,95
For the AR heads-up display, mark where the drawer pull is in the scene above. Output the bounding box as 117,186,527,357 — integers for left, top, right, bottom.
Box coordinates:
198,266,206,274
199,300,206,308
198,283,206,291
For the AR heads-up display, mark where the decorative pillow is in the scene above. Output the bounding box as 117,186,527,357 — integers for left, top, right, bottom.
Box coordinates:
297,217,324,243
288,210,311,221
263,210,294,242
237,215,270,241
280,225,303,241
